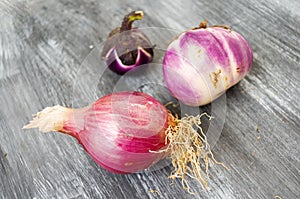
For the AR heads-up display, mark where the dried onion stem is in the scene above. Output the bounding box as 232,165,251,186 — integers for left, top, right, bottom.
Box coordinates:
22,105,72,132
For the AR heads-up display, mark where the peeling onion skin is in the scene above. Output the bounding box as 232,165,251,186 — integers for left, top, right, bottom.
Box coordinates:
163,20,253,106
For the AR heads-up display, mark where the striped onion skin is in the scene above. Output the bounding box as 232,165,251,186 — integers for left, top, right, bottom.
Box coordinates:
74,92,168,173
66,92,169,173
163,22,253,106
24,92,169,174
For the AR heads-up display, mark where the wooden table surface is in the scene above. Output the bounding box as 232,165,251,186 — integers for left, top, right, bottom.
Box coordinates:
1,0,299,198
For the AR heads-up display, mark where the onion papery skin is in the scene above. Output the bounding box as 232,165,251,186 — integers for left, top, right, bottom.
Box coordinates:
65,92,169,174
163,26,253,106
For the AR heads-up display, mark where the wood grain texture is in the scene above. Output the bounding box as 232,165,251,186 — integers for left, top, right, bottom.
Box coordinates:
0,0,299,198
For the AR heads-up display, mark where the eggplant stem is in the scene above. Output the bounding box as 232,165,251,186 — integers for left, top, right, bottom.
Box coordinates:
120,11,144,32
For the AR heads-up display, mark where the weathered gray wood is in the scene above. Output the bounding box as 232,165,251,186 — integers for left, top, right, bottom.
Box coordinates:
1,0,299,198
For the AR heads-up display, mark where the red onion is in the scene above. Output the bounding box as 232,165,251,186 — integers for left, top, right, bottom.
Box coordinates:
23,91,225,191
163,20,253,106
101,11,154,75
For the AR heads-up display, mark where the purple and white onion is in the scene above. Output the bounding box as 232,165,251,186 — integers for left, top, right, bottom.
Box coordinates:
163,20,253,106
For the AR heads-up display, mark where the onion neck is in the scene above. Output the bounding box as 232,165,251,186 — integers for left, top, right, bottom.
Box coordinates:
120,11,144,32
193,20,231,30
192,20,208,30
199,20,208,28
23,105,87,138
58,107,88,137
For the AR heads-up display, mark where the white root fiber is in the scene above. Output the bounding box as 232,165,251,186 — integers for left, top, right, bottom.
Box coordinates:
154,113,227,193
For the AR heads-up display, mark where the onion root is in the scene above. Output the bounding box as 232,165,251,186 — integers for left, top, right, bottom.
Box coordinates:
152,113,227,193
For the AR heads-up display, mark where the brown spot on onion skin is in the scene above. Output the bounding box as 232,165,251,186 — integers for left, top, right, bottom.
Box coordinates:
236,67,241,73
197,49,202,58
210,69,222,88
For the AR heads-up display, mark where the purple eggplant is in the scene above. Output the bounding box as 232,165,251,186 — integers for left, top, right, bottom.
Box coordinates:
101,11,154,75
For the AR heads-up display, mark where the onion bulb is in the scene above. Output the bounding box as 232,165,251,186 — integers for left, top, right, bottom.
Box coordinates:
23,91,225,192
163,20,253,106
